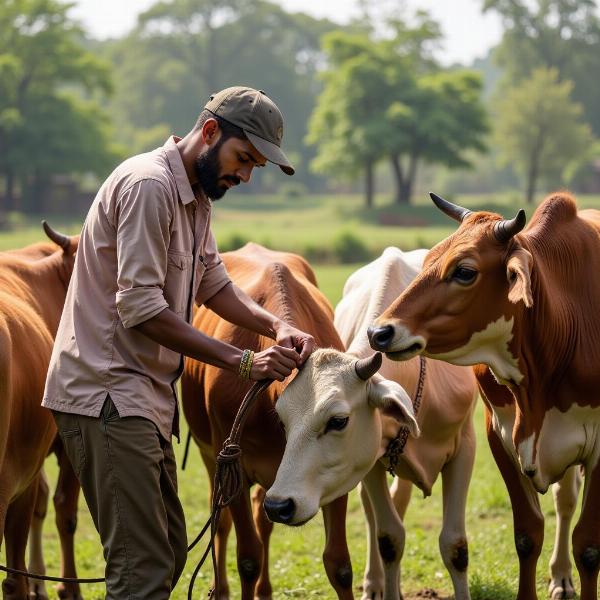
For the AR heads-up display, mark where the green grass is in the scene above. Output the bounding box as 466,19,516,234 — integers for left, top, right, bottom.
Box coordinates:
1,396,577,599
4,191,600,258
0,193,590,598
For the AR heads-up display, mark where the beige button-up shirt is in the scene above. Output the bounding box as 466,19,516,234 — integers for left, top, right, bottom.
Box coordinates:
43,136,231,439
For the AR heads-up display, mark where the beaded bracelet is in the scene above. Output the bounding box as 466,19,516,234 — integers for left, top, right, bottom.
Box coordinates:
239,349,254,380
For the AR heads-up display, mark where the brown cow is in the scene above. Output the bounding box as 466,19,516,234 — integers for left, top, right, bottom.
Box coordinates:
181,243,353,600
368,191,600,600
0,228,78,599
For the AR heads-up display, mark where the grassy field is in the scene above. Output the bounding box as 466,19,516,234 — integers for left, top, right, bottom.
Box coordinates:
0,192,589,599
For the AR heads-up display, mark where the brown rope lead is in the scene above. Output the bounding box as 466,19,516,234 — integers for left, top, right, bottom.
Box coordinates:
188,378,274,600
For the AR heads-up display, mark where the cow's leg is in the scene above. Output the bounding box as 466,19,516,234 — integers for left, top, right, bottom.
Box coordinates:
362,461,405,600
322,494,353,600
359,481,384,600
200,446,232,600
227,485,264,600
487,413,543,600
53,441,83,600
548,465,581,600
3,479,38,600
572,462,600,600
27,470,49,600
251,486,273,600
360,477,411,600
389,476,412,521
438,420,475,600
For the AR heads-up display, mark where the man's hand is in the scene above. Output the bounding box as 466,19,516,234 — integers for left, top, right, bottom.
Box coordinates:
274,323,315,366
251,346,302,381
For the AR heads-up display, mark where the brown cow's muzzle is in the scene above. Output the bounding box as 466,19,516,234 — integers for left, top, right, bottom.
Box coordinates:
368,321,426,361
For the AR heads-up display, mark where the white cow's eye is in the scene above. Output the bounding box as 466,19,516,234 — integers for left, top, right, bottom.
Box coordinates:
451,265,477,285
325,416,349,433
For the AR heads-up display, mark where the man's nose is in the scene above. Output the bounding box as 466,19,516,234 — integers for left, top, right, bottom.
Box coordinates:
236,165,253,183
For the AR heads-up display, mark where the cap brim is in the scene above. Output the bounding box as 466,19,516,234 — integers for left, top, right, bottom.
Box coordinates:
245,131,295,176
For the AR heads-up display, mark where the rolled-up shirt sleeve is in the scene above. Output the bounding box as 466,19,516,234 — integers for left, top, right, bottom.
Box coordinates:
195,227,231,306
115,178,173,328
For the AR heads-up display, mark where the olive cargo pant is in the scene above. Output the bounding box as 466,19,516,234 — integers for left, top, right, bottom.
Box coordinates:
53,396,187,599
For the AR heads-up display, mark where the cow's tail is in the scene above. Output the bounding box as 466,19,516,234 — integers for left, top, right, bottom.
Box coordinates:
0,312,13,537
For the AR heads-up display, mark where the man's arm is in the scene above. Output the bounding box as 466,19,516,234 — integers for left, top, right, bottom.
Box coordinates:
204,282,315,364
134,307,300,381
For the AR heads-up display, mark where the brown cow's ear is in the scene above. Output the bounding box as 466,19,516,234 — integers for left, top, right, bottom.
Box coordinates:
367,375,420,437
506,247,533,307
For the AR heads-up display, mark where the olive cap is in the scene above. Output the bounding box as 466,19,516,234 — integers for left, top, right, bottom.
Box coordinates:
205,86,294,175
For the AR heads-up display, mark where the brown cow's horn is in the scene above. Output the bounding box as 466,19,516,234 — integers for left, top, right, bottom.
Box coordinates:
355,352,383,381
42,220,70,250
493,209,527,243
430,192,472,223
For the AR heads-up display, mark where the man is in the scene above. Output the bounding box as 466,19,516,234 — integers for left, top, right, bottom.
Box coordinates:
43,86,314,599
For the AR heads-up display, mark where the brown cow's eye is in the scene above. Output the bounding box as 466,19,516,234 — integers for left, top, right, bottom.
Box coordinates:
325,416,349,433
451,265,477,285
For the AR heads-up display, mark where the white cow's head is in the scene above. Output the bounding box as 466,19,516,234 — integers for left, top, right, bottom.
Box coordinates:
264,348,419,526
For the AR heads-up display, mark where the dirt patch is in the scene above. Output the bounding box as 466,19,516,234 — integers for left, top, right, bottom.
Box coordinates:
404,590,451,600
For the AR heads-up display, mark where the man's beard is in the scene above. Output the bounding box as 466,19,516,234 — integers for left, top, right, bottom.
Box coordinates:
194,139,240,200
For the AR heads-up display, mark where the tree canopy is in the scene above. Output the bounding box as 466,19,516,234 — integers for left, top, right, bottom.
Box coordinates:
494,67,592,203
0,0,122,212
308,18,488,206
484,0,600,136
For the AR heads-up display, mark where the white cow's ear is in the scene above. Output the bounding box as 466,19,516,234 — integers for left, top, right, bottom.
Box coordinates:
506,247,533,308
367,375,420,437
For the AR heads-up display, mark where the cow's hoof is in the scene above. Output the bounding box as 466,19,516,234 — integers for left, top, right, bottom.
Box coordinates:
360,584,384,600
28,580,49,600
549,577,576,599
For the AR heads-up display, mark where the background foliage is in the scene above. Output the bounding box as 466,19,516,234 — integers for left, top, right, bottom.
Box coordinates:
1,0,600,213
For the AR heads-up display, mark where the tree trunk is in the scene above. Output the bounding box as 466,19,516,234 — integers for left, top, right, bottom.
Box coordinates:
390,154,417,205
365,161,374,208
4,169,15,211
526,150,540,205
23,172,52,214
526,128,545,205
390,154,406,204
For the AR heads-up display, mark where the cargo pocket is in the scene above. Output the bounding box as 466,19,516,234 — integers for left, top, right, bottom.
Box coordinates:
55,414,86,478
165,250,193,316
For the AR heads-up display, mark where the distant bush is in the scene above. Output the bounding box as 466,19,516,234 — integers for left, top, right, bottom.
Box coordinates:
278,181,307,199
219,232,249,252
302,244,333,263
332,231,371,264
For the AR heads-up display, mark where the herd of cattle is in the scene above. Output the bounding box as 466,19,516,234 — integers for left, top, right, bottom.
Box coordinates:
0,190,598,600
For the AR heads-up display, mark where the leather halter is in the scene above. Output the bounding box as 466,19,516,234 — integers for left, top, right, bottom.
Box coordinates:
384,356,427,476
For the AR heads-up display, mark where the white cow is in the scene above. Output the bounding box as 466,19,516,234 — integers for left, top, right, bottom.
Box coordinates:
266,247,479,600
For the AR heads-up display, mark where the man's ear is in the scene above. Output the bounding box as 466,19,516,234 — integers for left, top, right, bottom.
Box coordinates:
201,118,220,145
506,246,533,307
367,375,420,437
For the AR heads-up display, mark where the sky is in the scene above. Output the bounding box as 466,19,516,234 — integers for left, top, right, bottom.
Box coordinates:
69,0,504,66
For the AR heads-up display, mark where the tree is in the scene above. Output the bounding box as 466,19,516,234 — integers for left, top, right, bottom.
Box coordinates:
484,0,600,136
306,33,395,207
494,67,593,204
307,19,488,206
0,0,122,212
386,69,488,204
102,0,337,189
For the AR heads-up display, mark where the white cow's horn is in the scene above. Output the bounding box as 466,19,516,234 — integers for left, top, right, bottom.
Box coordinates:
355,352,383,380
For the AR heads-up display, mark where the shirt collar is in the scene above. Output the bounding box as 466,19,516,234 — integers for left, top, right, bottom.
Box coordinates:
163,135,209,207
